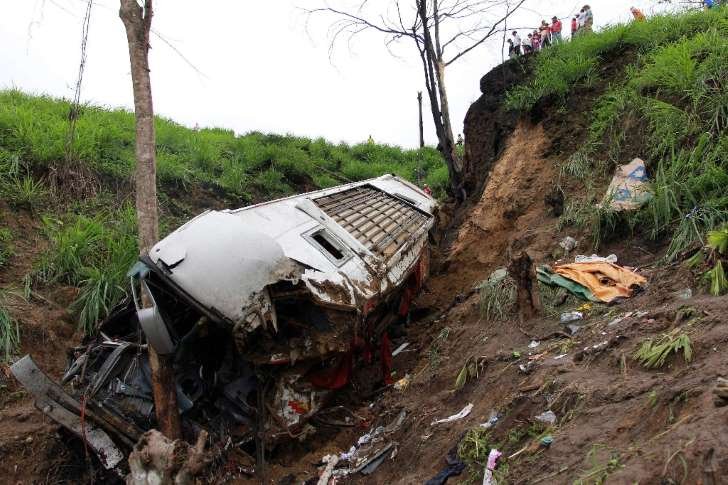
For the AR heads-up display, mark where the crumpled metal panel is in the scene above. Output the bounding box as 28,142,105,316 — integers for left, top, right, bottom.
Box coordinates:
10,356,125,470
150,210,301,326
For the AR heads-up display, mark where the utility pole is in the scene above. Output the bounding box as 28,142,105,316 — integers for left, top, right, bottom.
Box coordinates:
417,91,424,149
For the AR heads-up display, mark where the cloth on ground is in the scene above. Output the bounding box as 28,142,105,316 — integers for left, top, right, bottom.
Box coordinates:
554,262,646,303
537,266,599,302
424,448,466,485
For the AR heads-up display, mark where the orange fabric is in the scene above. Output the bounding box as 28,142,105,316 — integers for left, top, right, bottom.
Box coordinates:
554,262,646,303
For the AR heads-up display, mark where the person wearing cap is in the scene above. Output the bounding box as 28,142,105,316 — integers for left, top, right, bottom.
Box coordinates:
551,16,563,44
630,7,646,21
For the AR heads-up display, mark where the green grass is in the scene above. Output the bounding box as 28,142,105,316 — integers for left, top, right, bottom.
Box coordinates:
0,90,449,336
477,270,516,321
515,8,728,257
0,293,20,363
36,207,138,334
634,330,693,369
0,89,449,200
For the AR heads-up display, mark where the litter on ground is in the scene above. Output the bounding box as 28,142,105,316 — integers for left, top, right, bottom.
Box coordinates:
392,342,410,356
601,158,652,211
575,253,618,263
482,449,502,485
560,311,583,323
431,403,473,425
479,412,501,429
534,410,557,425
559,236,578,253
540,261,647,303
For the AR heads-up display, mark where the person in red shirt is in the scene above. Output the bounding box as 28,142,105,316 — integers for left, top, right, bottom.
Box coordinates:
422,184,432,196
551,16,563,44
571,16,578,37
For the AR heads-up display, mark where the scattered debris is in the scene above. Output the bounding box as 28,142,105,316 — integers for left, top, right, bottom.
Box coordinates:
317,454,339,485
601,158,652,211
575,336,627,361
553,354,568,360
713,377,728,407
676,288,693,300
479,412,500,429
424,450,465,485
357,443,395,476
565,324,582,335
577,302,593,312
528,340,541,348
392,342,410,356
560,311,584,323
559,236,578,253
534,410,557,425
127,429,210,485
608,312,633,327
540,435,554,448
393,374,411,391
575,254,618,264
332,410,405,478
431,403,473,425
482,448,502,485
519,362,535,374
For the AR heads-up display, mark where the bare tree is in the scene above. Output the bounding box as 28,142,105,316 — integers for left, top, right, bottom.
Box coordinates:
307,0,527,198
119,0,181,440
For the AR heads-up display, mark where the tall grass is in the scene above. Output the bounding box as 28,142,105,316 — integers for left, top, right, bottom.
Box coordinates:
36,207,138,334
520,8,728,258
0,90,449,199
0,302,20,363
506,8,728,112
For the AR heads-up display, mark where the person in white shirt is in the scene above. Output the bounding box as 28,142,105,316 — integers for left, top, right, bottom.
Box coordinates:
511,31,522,55
577,8,586,30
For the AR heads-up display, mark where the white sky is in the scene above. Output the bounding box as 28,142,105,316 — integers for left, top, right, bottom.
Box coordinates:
1,0,677,148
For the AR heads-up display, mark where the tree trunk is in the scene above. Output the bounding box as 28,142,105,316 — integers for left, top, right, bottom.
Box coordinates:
416,0,464,198
434,60,462,180
508,252,542,323
119,0,182,441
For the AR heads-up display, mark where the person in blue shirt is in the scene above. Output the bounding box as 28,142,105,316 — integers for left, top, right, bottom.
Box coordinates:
705,0,714,8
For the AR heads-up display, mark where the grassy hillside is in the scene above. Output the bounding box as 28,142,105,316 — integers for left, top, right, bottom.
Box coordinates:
0,90,448,200
0,90,447,344
505,7,727,261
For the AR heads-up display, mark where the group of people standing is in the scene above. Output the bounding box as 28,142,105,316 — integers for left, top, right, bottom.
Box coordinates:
507,5,593,58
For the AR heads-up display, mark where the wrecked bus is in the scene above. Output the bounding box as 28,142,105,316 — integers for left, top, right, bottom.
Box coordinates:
11,174,436,470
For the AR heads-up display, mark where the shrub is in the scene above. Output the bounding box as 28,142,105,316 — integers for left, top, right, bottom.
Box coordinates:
634,330,692,369
37,207,138,333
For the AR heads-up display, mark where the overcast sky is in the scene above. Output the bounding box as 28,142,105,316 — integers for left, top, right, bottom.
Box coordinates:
2,0,677,148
